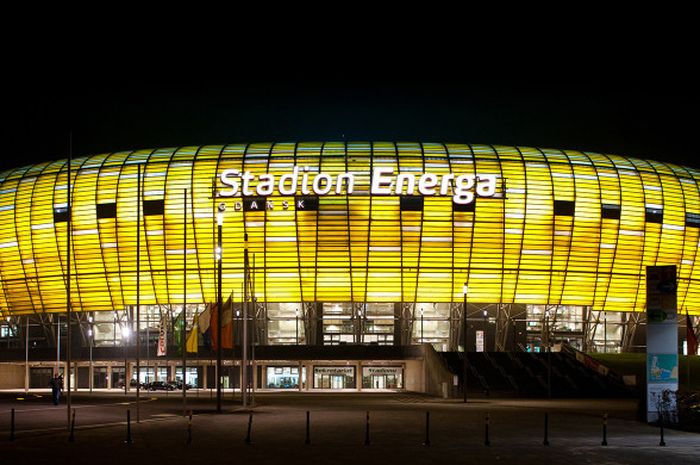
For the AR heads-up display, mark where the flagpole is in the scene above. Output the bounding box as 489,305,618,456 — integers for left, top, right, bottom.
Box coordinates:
66,133,72,427
182,188,187,415
251,253,256,407
136,164,141,423
688,310,693,392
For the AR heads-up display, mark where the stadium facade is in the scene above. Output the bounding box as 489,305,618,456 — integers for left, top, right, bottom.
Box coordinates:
0,142,698,392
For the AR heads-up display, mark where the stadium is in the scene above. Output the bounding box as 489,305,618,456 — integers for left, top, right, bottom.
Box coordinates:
0,142,698,394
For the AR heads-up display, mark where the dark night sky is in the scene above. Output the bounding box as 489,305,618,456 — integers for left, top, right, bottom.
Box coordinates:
3,77,697,173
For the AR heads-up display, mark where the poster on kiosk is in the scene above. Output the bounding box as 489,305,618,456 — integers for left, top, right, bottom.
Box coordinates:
646,265,679,423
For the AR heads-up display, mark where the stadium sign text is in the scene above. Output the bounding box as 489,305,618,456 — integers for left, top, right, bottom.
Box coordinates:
218,166,497,204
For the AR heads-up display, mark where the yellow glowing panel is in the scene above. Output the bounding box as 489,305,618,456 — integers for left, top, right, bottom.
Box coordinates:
0,143,699,316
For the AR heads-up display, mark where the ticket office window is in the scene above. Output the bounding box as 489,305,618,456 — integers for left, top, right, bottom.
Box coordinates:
313,366,356,389
362,367,404,389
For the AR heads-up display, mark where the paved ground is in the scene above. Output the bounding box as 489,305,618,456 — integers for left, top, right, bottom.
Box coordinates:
0,390,698,465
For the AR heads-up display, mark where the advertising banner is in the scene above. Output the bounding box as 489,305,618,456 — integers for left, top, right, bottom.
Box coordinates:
646,265,678,422
157,318,167,357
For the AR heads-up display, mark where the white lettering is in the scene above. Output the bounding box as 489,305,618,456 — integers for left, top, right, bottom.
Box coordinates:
217,165,497,205
301,166,311,195
313,173,333,195
453,174,475,204
279,166,299,195
439,173,454,196
395,173,415,195
476,175,497,197
256,174,274,196
219,169,240,197
335,173,354,195
241,171,255,196
418,173,439,195
371,167,394,195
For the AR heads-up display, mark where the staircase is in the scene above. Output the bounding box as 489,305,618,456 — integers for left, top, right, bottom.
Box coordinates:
439,350,632,398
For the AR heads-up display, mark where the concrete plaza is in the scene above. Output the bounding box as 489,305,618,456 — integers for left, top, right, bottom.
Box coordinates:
0,391,698,465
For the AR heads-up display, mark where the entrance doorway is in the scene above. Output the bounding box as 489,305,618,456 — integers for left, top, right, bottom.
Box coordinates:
313,366,356,389
361,366,404,389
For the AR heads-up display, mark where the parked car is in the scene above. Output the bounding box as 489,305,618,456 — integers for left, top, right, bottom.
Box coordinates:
170,380,193,390
115,379,146,389
145,381,176,391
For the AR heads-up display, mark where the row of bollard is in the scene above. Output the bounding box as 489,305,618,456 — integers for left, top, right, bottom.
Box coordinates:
5,408,670,447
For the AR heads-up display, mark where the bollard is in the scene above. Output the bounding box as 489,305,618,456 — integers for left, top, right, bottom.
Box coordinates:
69,409,76,442
364,411,370,446
601,413,608,446
245,413,253,445
659,417,665,447
423,411,430,446
125,409,133,444
484,412,490,447
10,408,15,442
186,410,192,445
543,412,549,446
305,411,311,445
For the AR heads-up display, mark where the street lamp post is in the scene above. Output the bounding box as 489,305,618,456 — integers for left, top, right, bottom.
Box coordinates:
216,207,223,413
463,283,468,403
545,309,551,399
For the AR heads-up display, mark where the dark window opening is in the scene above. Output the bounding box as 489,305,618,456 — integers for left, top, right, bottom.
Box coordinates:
554,200,575,216
96,202,117,219
453,199,475,212
686,212,700,228
645,207,663,224
53,207,70,223
400,195,423,211
143,199,165,216
601,204,621,220
294,196,319,211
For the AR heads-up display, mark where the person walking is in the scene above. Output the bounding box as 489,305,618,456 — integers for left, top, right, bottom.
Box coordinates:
49,373,63,405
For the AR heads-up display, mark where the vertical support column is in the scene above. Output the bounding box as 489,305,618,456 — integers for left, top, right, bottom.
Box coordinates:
306,364,312,391
357,361,362,392
299,361,303,391
394,303,402,346
24,316,29,393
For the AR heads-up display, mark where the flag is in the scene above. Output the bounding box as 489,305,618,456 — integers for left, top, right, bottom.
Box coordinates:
221,296,233,349
209,302,219,351
174,310,185,355
198,305,211,334
687,310,698,355
186,312,199,353
211,296,234,350
157,317,167,357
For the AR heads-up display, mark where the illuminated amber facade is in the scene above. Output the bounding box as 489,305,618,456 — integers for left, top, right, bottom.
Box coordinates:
1,143,699,317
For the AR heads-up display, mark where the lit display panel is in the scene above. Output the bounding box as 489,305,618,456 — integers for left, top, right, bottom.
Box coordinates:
0,143,699,316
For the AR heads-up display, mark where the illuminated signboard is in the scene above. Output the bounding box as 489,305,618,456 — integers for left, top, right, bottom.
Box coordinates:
218,166,498,204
